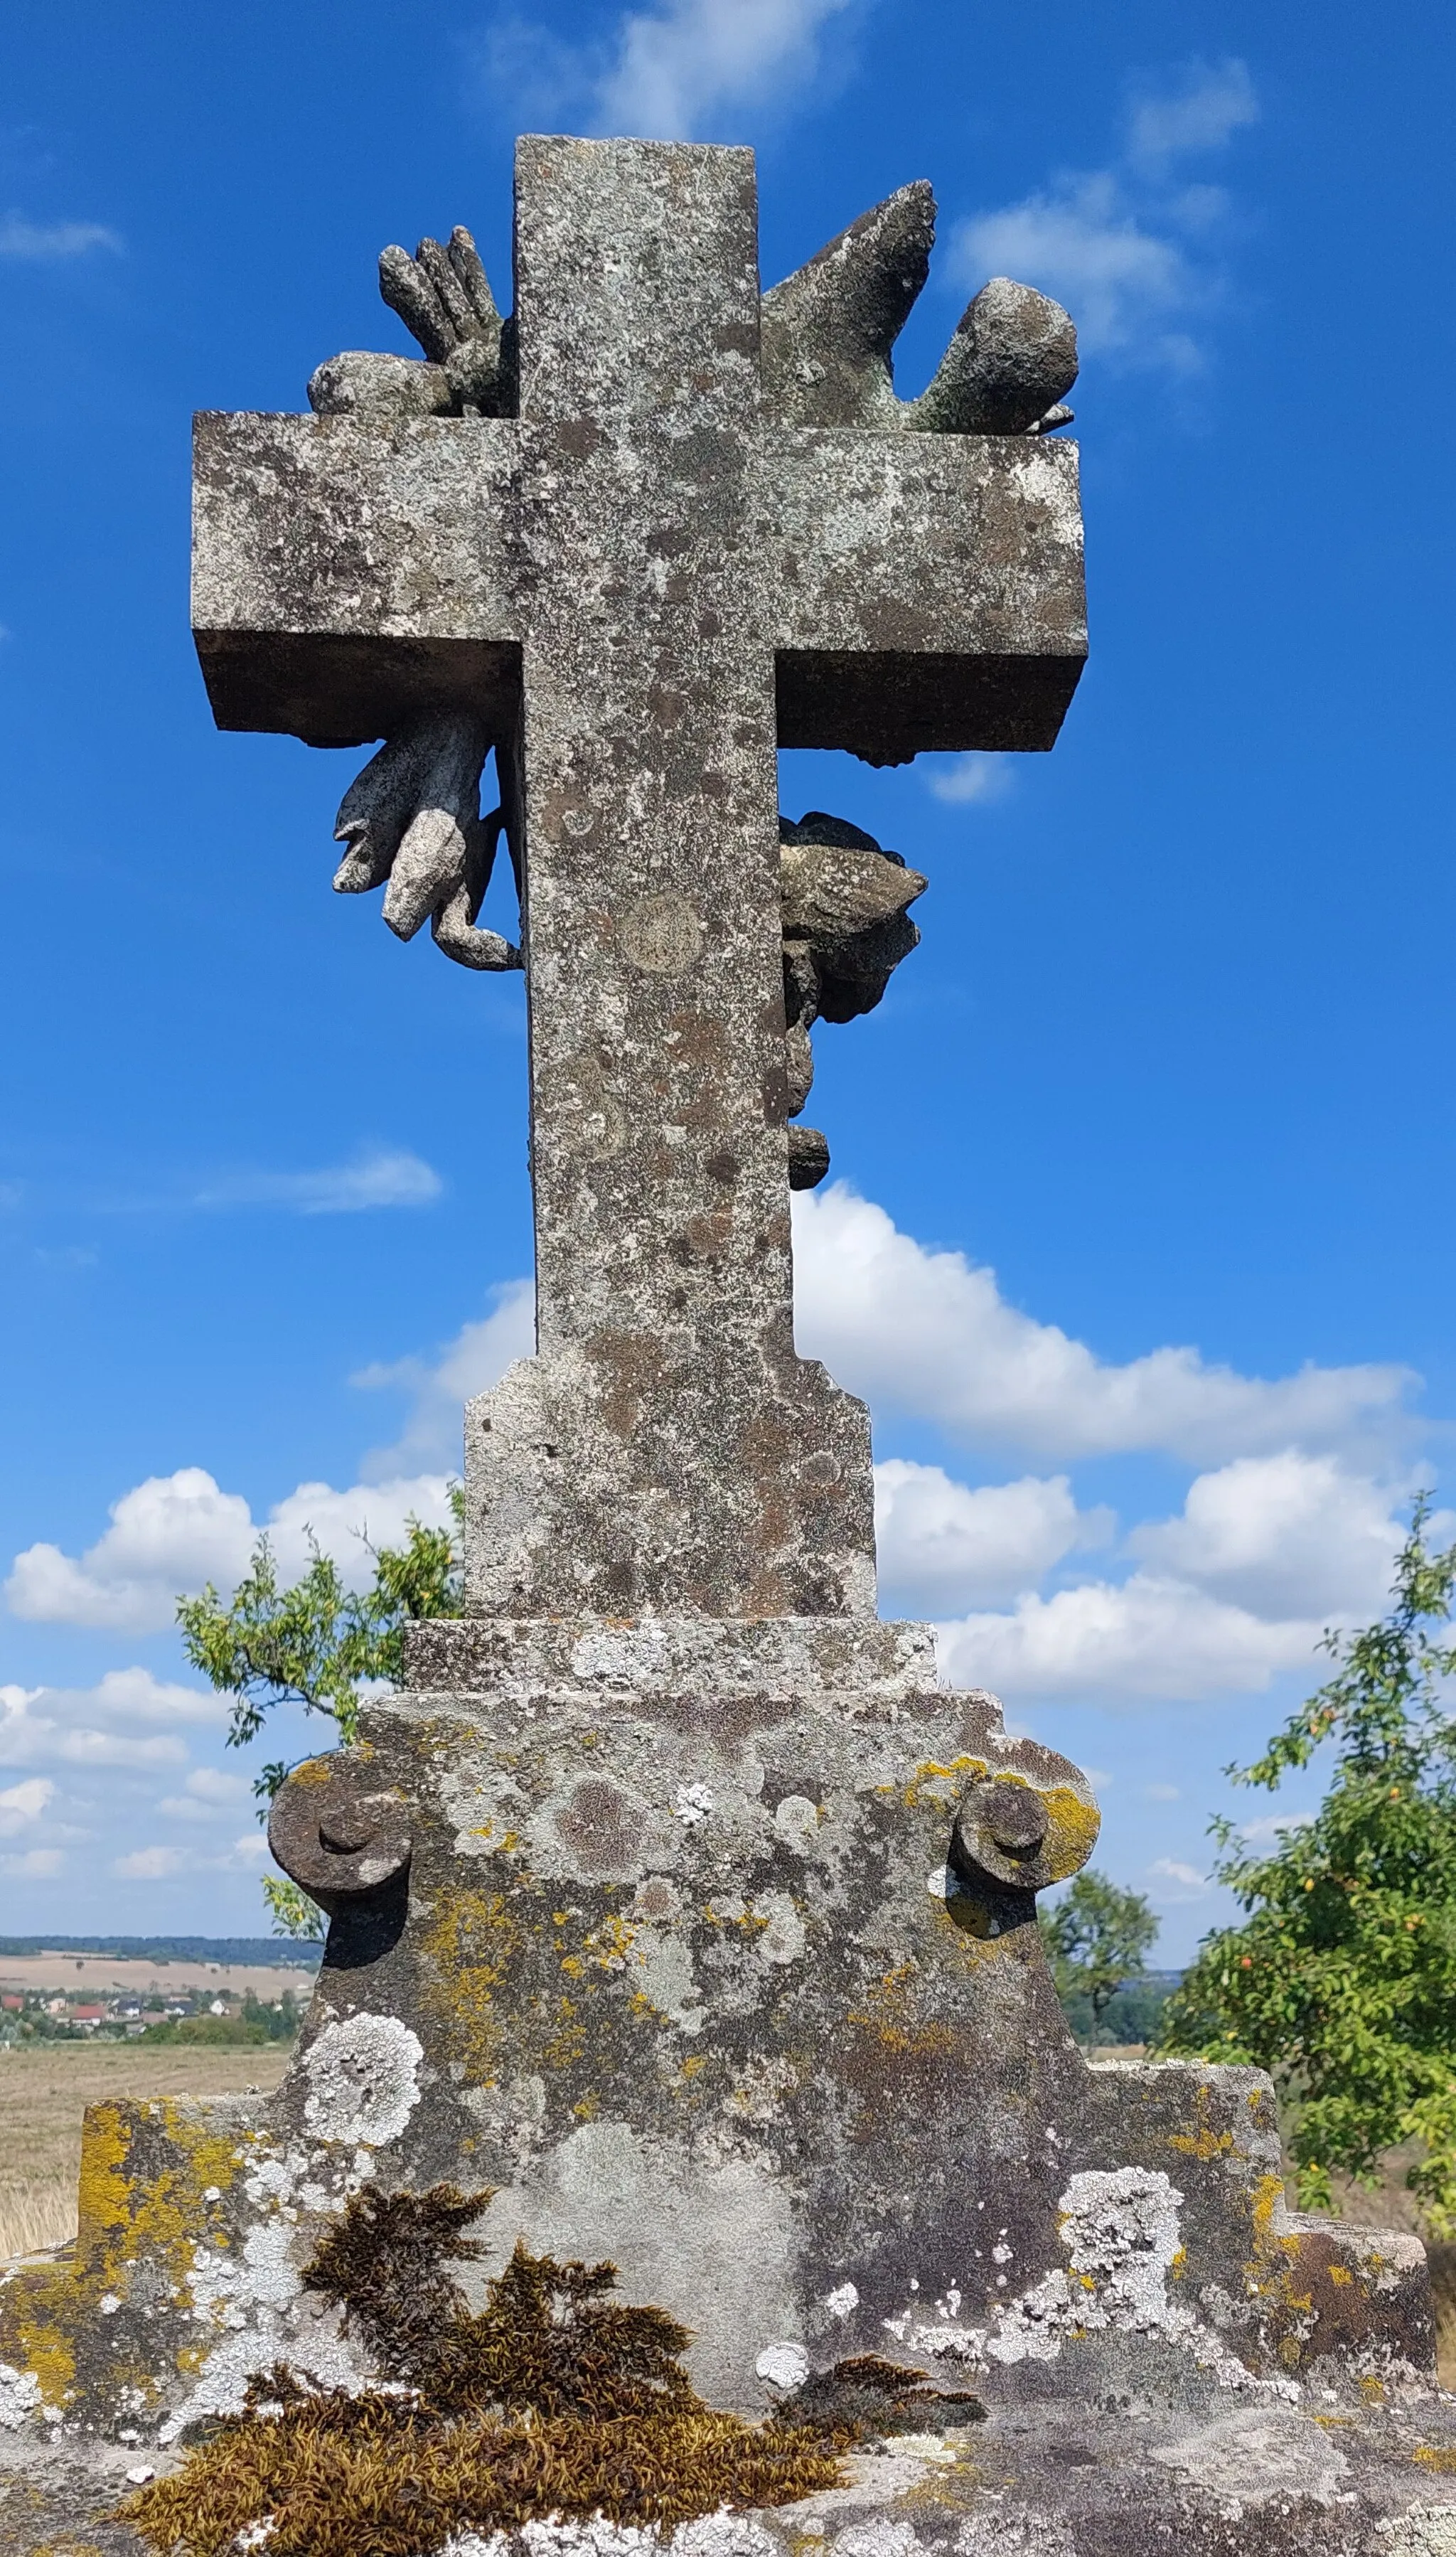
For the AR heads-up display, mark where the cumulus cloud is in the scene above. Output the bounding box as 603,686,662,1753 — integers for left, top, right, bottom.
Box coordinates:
948,57,1257,370
0,1673,221,1774
473,0,855,141
158,1768,253,1822
112,1845,186,1881
6,1466,457,1633
936,1574,1322,1706
1126,58,1258,169
353,1279,537,1473
1,1847,64,1879
0,215,122,260
1147,1856,1209,1897
793,1187,1410,1467
874,1460,1111,1611
195,1148,442,1215
1130,1451,1415,1621
0,1776,53,1835
6,1468,255,1629
922,753,1013,808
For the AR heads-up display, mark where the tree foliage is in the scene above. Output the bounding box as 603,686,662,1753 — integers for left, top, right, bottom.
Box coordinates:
177,1495,464,1941
1157,1501,1456,2226
1039,1868,1158,2038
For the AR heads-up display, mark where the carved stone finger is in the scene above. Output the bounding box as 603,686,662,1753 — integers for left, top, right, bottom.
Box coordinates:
761,181,936,429
414,235,476,346
333,732,425,892
378,242,454,363
432,881,522,971
383,806,472,940
781,842,926,941
908,277,1078,437
447,226,501,330
784,1018,815,1116
788,1125,830,1190
309,351,454,422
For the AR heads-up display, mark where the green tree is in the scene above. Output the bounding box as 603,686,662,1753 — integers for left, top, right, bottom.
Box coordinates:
1157,1501,1456,2227
1039,1869,1159,2040
177,1495,464,1940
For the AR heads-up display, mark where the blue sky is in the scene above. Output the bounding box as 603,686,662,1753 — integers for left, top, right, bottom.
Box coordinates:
1,0,1452,1959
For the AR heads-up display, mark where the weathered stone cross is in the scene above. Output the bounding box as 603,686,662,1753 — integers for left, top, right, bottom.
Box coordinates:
193,137,1085,1622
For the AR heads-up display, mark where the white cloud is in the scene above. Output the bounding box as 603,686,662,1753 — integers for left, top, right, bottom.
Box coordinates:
6,1468,255,1629
0,215,122,260
229,1832,271,1867
1142,1783,1180,1801
6,1466,458,1633
793,1187,1410,1467
1239,1812,1311,1845
1147,1856,1209,1896
0,1847,64,1879
112,1845,186,1881
473,0,855,141
1131,1452,1411,1621
936,1574,1321,1705
1127,58,1258,169
354,1280,536,1473
0,1673,221,1775
196,1148,442,1215
158,1768,252,1822
922,753,1013,808
596,0,855,137
874,1460,1111,1611
948,58,1258,370
0,1776,53,1835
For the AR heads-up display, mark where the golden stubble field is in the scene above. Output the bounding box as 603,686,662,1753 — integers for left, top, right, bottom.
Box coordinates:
0,2041,292,2256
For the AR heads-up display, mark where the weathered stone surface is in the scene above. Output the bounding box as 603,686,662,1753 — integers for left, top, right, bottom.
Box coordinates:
6,134,1441,2556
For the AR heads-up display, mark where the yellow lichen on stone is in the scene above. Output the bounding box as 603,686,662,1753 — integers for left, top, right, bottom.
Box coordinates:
903,1756,985,1813
1041,1788,1101,1881
422,1886,525,2087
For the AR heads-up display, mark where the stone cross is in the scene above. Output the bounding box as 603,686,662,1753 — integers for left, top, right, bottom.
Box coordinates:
193,137,1085,1621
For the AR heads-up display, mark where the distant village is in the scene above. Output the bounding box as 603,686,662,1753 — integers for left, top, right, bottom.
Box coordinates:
0,1945,314,2047
0,1979,301,2046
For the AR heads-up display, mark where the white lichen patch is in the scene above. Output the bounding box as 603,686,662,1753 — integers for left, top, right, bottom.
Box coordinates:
956,2509,1077,2556
823,2281,859,2320
883,2167,1300,2400
675,1783,714,1828
443,2519,778,2557
156,2141,368,2442
833,2526,922,2557
0,2360,52,2428
302,2011,424,2147
1376,2511,1456,2556
756,2339,809,2391
751,1892,805,1968
1149,2406,1349,2505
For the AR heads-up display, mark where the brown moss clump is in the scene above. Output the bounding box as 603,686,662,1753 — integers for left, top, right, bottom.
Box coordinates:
118,2184,974,2557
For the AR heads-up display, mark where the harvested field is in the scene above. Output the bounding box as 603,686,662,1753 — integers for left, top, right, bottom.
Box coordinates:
0,2040,291,2257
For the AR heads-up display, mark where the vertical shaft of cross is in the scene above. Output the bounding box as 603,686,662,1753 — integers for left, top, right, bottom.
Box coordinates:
462,140,878,1620
511,139,788,1357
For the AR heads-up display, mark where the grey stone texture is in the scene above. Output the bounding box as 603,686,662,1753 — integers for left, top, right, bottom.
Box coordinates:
5,136,1449,2557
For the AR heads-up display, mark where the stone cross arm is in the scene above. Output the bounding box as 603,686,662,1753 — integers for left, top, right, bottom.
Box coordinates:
193,412,1083,762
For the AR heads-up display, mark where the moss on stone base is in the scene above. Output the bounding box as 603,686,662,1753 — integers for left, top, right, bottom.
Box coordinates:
118,2185,981,2557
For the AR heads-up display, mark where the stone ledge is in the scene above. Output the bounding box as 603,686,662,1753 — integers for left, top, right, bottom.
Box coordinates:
402,1613,945,1699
